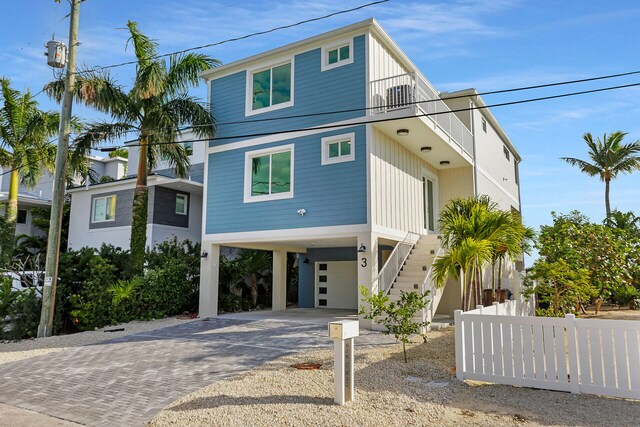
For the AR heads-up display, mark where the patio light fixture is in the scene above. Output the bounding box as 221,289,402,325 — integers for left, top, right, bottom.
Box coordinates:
200,251,208,258
357,244,367,253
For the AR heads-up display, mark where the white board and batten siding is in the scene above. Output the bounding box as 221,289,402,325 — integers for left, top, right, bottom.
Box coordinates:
368,34,407,82
454,303,640,400
370,127,437,235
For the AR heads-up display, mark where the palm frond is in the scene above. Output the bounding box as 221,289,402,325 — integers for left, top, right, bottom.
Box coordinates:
165,53,221,95
126,21,158,68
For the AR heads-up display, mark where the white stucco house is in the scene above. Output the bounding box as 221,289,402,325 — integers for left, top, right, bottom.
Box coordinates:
0,155,127,241
66,132,204,251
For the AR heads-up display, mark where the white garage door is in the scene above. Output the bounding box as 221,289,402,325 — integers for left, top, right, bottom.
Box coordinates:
315,261,358,309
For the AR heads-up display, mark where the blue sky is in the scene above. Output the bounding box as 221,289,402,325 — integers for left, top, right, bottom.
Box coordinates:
1,0,639,250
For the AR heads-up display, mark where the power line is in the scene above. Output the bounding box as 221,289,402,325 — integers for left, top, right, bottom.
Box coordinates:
4,80,639,179
105,81,640,150
77,68,640,138
75,0,389,75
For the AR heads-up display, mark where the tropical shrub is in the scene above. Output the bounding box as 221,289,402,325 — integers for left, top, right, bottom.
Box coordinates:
359,286,430,363
532,211,640,307
524,259,595,316
0,276,42,340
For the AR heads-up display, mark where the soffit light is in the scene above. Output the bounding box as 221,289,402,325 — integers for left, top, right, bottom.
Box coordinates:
420,146,432,152
440,161,450,166
396,129,409,137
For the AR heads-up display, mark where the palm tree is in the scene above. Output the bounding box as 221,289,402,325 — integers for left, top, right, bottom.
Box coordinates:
239,249,272,308
561,132,640,217
432,196,531,310
45,21,219,274
0,78,59,266
604,210,640,232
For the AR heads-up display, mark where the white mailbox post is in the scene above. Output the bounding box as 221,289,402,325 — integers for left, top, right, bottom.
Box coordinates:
328,319,359,405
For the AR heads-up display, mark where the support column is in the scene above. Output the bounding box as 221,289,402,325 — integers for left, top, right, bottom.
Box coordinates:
357,233,378,328
198,243,220,318
272,250,287,311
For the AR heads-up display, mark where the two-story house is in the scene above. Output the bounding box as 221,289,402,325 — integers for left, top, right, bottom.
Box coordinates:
66,131,203,250
197,19,522,325
0,155,127,241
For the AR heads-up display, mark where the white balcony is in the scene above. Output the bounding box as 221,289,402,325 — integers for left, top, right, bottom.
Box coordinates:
369,73,473,158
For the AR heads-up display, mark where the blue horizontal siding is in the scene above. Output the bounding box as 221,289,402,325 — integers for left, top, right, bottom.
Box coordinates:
206,126,366,233
209,35,366,147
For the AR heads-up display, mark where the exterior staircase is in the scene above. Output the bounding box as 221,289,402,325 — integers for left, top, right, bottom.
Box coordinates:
372,233,446,331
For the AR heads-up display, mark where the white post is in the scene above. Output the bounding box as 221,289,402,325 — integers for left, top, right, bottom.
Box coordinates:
357,233,376,329
454,309,464,381
272,250,287,311
328,320,359,405
198,243,220,318
476,304,483,314
565,314,580,394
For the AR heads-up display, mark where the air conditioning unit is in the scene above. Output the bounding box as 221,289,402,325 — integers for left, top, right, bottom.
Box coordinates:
386,84,414,110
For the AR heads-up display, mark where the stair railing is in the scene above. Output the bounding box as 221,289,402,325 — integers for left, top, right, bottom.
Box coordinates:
421,246,445,324
377,231,420,295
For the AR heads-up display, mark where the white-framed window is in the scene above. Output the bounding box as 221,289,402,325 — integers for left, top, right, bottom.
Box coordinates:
321,38,354,71
175,193,188,215
182,142,193,156
245,58,294,116
503,145,511,161
16,209,28,225
481,117,487,133
321,133,355,165
244,144,294,203
92,195,116,223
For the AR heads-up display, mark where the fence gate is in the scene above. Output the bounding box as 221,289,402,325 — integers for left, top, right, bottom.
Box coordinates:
454,302,640,400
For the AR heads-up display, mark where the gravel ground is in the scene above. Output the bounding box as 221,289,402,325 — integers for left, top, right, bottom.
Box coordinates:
148,328,640,427
0,316,197,365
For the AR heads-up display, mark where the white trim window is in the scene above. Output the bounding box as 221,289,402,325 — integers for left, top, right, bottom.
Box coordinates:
175,193,188,215
321,38,354,71
244,144,294,203
246,59,294,116
321,133,355,165
92,195,116,223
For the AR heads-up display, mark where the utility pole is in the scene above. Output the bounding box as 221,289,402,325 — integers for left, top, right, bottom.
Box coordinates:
38,0,81,338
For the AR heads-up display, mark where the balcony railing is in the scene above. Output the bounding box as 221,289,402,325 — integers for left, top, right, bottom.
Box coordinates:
369,72,473,156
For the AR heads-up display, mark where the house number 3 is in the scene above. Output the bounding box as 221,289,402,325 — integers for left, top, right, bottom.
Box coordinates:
360,258,367,267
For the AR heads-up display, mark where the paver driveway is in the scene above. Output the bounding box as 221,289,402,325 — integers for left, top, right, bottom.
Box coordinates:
0,316,390,426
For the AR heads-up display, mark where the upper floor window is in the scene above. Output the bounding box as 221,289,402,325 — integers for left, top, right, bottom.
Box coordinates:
246,60,293,115
503,145,511,161
17,209,27,225
183,142,193,156
244,144,294,203
92,195,116,223
176,194,188,215
321,133,355,165
481,117,487,133
321,38,354,71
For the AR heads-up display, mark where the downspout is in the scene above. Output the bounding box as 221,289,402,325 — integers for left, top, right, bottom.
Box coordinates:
470,98,478,197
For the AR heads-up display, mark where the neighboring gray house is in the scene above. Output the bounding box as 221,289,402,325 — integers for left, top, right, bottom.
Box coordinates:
0,156,127,241
66,132,204,251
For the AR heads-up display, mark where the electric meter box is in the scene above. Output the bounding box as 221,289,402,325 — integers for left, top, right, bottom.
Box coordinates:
328,320,359,340
46,40,67,68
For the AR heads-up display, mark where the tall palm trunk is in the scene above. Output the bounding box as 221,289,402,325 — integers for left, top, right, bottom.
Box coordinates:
130,137,148,274
0,168,19,265
604,177,611,217
251,273,258,308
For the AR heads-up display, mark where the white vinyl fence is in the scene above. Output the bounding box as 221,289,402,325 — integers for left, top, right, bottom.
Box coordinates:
454,302,640,400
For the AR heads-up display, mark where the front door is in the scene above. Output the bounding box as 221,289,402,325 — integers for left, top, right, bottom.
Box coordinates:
422,173,438,234
315,261,358,309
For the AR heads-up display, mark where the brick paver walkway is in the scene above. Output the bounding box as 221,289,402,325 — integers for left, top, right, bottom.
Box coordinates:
0,317,391,426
